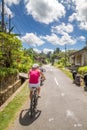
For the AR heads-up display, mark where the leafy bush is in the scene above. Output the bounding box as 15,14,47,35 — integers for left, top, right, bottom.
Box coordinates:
56,57,70,67
54,62,64,68
12,56,33,73
78,66,87,75
0,32,22,68
0,67,18,78
17,63,32,72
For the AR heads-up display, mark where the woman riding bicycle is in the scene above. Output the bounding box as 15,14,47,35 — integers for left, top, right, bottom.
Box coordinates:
28,63,45,100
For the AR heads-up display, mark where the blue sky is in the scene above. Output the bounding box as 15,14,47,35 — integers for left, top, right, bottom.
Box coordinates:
0,0,87,54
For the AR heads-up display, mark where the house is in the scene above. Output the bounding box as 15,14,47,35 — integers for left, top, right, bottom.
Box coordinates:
69,47,87,66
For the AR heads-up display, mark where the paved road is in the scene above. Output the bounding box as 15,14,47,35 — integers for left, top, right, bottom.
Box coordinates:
8,65,87,130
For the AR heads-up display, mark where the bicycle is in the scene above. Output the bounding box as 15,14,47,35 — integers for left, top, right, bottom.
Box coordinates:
30,87,38,117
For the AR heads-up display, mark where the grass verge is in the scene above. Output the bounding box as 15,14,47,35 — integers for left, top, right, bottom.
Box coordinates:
0,81,29,130
60,67,73,79
55,64,73,79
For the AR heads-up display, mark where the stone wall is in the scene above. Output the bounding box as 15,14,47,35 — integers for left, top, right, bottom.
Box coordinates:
0,73,23,106
0,74,19,91
0,79,21,106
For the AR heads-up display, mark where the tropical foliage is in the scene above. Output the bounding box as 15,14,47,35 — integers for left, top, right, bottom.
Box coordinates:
0,32,22,67
78,66,87,75
0,32,34,80
0,67,18,77
49,48,72,67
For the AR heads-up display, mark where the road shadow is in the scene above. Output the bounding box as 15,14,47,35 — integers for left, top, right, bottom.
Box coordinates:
19,109,41,126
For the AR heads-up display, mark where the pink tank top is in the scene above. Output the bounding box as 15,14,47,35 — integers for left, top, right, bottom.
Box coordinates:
29,69,40,84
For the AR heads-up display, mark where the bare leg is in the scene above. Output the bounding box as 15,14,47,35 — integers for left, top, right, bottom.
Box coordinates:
30,91,32,100
38,87,41,97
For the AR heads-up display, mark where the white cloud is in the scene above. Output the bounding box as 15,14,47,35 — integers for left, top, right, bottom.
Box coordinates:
25,0,66,24
77,36,85,41
51,23,73,35
33,48,54,54
43,33,76,46
79,22,87,30
33,48,41,53
43,48,54,54
5,0,21,6
0,0,19,17
21,33,45,47
59,33,76,45
60,0,76,10
43,33,59,45
69,0,87,30
4,5,14,17
69,13,77,22
0,4,13,17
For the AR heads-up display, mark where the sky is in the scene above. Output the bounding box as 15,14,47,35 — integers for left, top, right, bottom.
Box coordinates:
0,0,87,54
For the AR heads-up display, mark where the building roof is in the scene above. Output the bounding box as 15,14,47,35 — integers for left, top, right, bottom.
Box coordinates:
70,46,87,56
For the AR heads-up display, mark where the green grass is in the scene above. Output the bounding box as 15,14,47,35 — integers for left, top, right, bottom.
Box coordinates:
55,66,73,80
61,68,73,79
0,81,29,130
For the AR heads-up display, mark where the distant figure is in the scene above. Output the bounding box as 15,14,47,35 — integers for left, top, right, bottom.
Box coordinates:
39,65,46,86
72,70,77,83
84,73,87,87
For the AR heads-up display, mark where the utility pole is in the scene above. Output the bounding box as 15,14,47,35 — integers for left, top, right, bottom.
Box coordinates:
9,15,11,33
85,40,87,47
65,44,67,67
1,0,5,32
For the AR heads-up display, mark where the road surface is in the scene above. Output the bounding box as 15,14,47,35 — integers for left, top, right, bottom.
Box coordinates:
8,65,87,130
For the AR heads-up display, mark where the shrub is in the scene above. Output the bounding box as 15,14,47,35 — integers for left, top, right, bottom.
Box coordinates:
13,56,33,73
0,67,18,78
78,66,87,75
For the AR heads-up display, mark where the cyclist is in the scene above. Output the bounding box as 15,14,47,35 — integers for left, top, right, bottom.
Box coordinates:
39,64,46,86
28,63,45,100
72,70,77,83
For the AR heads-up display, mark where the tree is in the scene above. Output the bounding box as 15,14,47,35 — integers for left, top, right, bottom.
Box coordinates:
0,32,22,67
54,47,60,54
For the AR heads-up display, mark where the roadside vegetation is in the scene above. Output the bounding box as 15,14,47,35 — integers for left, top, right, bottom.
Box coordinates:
50,48,87,79
54,63,73,79
0,81,29,130
78,66,87,75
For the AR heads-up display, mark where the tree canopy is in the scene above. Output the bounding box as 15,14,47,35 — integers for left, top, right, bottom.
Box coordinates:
0,32,22,67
